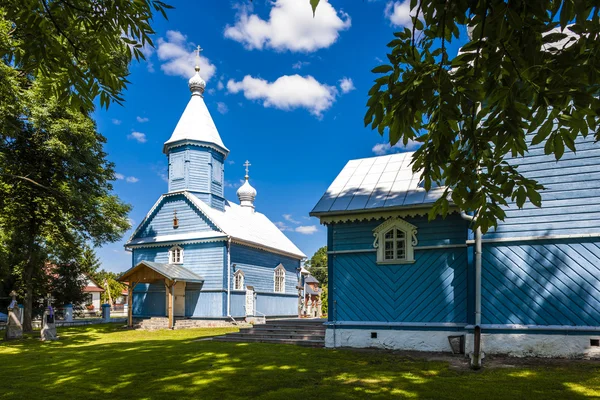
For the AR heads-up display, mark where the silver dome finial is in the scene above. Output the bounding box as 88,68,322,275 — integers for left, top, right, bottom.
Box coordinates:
188,44,206,95
237,160,257,211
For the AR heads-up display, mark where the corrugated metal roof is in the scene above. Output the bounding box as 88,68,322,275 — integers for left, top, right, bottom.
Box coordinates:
119,261,205,283
310,152,448,215
305,275,319,284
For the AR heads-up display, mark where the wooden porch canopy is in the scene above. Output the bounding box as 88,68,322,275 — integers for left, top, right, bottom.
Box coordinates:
118,261,204,329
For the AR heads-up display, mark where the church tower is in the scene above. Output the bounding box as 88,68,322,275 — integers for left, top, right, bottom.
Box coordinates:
163,47,228,210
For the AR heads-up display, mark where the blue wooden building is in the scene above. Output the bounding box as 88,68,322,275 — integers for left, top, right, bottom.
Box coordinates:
311,135,600,360
119,59,305,327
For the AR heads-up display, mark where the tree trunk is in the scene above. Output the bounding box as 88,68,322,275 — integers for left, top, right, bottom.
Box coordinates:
21,255,36,332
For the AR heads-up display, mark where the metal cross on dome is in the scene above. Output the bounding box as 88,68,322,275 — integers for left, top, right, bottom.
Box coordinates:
244,160,251,177
194,45,203,71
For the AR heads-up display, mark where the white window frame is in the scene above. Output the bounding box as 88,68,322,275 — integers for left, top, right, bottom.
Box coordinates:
233,270,245,291
274,264,286,293
169,245,184,264
373,217,418,264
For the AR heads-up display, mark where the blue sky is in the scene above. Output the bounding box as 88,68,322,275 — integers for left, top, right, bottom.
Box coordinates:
94,0,432,273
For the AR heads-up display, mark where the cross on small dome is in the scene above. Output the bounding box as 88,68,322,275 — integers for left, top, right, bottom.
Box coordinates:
188,44,206,95
237,160,257,210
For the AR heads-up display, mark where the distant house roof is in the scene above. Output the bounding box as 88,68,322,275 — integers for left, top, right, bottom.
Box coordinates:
126,191,306,259
305,285,322,296
305,275,319,284
310,152,449,216
84,273,105,293
119,261,205,284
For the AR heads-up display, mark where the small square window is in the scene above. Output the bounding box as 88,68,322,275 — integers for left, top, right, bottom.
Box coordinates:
371,332,378,339
591,339,599,347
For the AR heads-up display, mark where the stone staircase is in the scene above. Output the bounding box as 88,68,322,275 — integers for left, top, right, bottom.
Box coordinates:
212,318,326,347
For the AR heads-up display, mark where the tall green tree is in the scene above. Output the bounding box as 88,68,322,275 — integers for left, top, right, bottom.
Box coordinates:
79,246,102,275
0,86,131,331
311,0,600,232
93,270,127,305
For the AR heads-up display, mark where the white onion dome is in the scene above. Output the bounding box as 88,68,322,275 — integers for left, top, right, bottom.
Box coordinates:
188,65,206,95
237,176,257,209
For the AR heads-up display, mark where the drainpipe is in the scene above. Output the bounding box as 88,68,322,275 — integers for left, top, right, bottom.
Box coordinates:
226,237,236,324
460,211,483,369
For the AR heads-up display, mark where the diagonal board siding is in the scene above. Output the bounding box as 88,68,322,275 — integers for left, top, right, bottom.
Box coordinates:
486,135,600,239
482,239,600,326
332,250,467,323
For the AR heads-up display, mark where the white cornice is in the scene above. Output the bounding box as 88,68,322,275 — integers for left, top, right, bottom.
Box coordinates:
231,239,305,260
317,207,459,225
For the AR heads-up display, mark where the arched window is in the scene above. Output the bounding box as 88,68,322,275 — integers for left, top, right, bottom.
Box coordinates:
169,245,183,264
274,264,285,293
373,218,418,264
234,270,245,290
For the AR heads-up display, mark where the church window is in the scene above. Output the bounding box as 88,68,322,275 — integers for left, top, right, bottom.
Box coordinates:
212,161,222,184
234,270,245,290
373,218,417,264
169,246,183,264
274,264,285,293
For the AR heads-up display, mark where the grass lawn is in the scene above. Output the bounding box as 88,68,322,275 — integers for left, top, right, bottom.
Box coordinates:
2,324,600,399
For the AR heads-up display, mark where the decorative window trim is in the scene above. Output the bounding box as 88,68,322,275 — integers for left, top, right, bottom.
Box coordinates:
373,218,418,264
274,264,286,293
233,269,245,291
169,245,184,264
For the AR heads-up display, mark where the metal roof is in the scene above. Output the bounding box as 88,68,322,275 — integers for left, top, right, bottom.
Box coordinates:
305,275,319,284
310,152,448,215
119,261,205,283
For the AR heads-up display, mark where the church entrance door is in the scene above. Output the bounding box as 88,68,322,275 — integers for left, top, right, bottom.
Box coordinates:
245,286,255,317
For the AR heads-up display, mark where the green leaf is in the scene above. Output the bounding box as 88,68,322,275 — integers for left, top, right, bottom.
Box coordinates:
310,0,320,16
371,65,394,74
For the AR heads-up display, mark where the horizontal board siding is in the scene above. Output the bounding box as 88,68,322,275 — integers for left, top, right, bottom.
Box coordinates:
134,194,218,239
256,294,298,317
481,239,600,326
332,249,468,323
486,136,600,239
133,242,226,290
331,214,468,251
188,150,210,193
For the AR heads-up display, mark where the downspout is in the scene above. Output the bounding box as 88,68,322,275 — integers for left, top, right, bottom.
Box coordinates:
460,211,483,369
226,236,236,325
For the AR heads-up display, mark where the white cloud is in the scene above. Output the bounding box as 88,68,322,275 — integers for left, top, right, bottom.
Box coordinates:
283,214,300,224
372,140,420,155
115,173,125,180
227,74,337,116
128,131,147,143
125,176,139,183
275,221,290,231
292,61,310,69
156,30,216,81
385,0,417,27
339,77,355,93
140,43,155,72
217,80,224,90
295,225,318,235
217,102,229,114
112,119,122,125
136,116,149,123
224,0,351,52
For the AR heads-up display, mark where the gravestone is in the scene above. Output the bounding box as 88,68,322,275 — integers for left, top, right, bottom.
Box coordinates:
41,294,58,341
5,291,23,340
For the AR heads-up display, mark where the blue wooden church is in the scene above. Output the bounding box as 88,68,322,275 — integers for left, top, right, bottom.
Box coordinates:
311,135,600,361
120,57,305,327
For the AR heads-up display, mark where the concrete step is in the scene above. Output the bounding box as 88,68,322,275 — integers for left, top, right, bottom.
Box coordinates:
212,336,324,347
258,323,325,330
226,333,324,340
241,327,325,335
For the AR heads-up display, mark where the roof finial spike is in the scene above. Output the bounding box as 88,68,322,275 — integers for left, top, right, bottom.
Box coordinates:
244,160,251,180
194,45,202,72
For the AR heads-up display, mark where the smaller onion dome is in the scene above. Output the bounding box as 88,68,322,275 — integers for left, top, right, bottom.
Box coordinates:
188,65,206,95
237,160,257,210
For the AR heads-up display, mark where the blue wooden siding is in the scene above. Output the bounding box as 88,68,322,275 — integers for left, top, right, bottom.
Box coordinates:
133,242,226,290
481,238,600,326
332,250,468,323
230,244,300,294
185,291,224,318
133,283,165,317
486,135,600,239
134,194,218,239
230,292,246,317
256,294,298,316
331,214,468,252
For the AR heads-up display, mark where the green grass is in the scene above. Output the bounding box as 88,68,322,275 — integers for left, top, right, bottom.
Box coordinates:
1,324,600,399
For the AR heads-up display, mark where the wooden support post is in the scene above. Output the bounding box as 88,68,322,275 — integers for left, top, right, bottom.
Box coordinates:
167,280,174,329
127,282,135,328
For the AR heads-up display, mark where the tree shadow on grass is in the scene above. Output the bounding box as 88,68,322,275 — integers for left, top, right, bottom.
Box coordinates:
1,324,600,400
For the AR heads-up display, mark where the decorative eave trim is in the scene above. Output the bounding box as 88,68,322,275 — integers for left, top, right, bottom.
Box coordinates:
163,139,229,159
467,232,600,245
316,206,459,225
126,236,228,250
231,238,306,260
